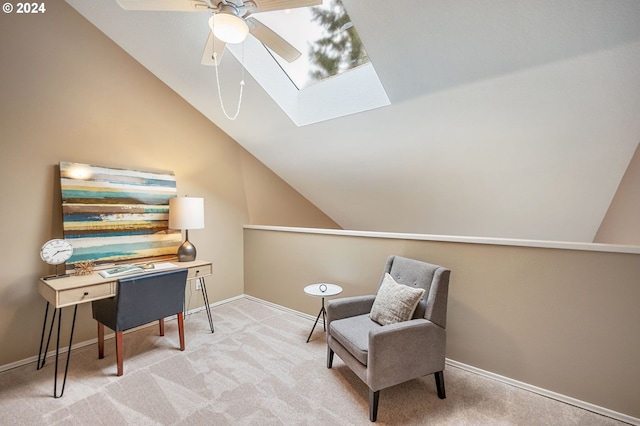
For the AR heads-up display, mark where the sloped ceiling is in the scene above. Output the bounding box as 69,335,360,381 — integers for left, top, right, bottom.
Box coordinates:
66,0,640,242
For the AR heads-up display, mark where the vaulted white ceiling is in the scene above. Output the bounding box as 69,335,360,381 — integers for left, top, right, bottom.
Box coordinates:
66,0,640,242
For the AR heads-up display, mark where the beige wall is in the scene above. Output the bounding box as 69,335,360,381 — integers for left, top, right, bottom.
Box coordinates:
595,141,640,244
2,2,637,419
0,3,335,367
244,227,640,420
239,149,340,229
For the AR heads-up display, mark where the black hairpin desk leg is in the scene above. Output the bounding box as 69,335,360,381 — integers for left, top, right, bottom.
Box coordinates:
37,301,78,398
200,277,215,333
37,302,54,370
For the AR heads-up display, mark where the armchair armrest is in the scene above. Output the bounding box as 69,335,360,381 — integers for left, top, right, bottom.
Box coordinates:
367,319,446,391
326,295,376,325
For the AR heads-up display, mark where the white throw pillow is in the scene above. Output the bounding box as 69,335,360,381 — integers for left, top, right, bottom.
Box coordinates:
369,273,425,326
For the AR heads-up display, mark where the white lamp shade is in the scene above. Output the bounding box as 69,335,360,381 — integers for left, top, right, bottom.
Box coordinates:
209,13,249,44
169,197,205,230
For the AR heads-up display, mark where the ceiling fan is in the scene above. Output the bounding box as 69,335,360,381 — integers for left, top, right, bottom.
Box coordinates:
116,0,322,66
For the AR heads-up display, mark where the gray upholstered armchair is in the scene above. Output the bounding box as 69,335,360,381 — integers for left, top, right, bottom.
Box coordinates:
326,255,450,422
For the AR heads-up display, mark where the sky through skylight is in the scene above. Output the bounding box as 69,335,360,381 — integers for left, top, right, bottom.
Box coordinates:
254,0,370,90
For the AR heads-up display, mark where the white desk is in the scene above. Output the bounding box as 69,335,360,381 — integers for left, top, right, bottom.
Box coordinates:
304,283,342,343
37,259,213,397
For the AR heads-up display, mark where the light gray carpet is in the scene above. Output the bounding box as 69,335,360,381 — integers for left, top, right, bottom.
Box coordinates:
0,298,627,425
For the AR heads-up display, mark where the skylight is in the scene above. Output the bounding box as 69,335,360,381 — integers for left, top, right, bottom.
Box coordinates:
225,0,389,126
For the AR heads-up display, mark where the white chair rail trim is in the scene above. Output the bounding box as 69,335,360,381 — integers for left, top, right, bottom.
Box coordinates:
244,225,640,255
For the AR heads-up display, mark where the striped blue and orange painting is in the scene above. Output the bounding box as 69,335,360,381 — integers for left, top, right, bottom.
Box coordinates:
60,161,182,266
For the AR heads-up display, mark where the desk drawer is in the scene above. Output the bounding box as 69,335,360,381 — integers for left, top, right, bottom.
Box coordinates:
58,282,115,306
187,264,212,279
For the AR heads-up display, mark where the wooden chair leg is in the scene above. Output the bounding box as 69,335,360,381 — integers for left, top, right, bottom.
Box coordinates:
435,371,446,399
115,331,124,376
97,322,105,359
369,389,379,422
177,312,185,351
158,318,165,336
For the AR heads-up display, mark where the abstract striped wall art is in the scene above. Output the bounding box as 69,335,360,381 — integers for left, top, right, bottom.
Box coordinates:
60,161,182,266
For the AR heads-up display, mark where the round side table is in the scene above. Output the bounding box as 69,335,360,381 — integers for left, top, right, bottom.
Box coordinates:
304,283,343,343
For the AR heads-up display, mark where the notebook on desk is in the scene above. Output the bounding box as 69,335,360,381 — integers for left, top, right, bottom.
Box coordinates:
98,262,177,278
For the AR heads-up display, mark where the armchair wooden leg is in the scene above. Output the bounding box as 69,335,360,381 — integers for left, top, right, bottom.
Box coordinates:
369,389,379,422
327,347,334,368
158,318,165,336
435,371,446,399
177,312,185,351
97,322,105,359
115,331,124,376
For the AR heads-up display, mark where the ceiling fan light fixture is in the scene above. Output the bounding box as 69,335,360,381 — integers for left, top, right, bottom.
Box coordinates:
209,13,249,44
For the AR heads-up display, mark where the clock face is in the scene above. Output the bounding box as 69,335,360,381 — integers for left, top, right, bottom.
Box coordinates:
40,239,74,265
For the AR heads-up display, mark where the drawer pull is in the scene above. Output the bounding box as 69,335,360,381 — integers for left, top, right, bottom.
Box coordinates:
83,292,89,296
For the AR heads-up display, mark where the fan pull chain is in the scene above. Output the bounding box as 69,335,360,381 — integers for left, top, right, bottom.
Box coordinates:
213,43,245,121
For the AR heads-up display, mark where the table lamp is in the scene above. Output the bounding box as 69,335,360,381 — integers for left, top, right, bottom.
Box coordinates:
169,196,204,262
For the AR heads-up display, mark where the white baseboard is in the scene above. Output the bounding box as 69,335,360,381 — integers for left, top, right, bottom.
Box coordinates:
0,295,244,374
445,359,638,426
5,294,637,425
243,294,318,321
247,295,639,426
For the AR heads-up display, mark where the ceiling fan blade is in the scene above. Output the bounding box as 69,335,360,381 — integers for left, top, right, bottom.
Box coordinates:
116,0,210,11
201,32,226,66
251,0,321,13
247,17,301,62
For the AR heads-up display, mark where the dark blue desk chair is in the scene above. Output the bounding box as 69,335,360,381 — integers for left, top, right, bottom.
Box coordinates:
92,269,188,376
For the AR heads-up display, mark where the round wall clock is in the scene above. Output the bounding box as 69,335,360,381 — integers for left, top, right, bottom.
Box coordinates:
40,239,74,265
